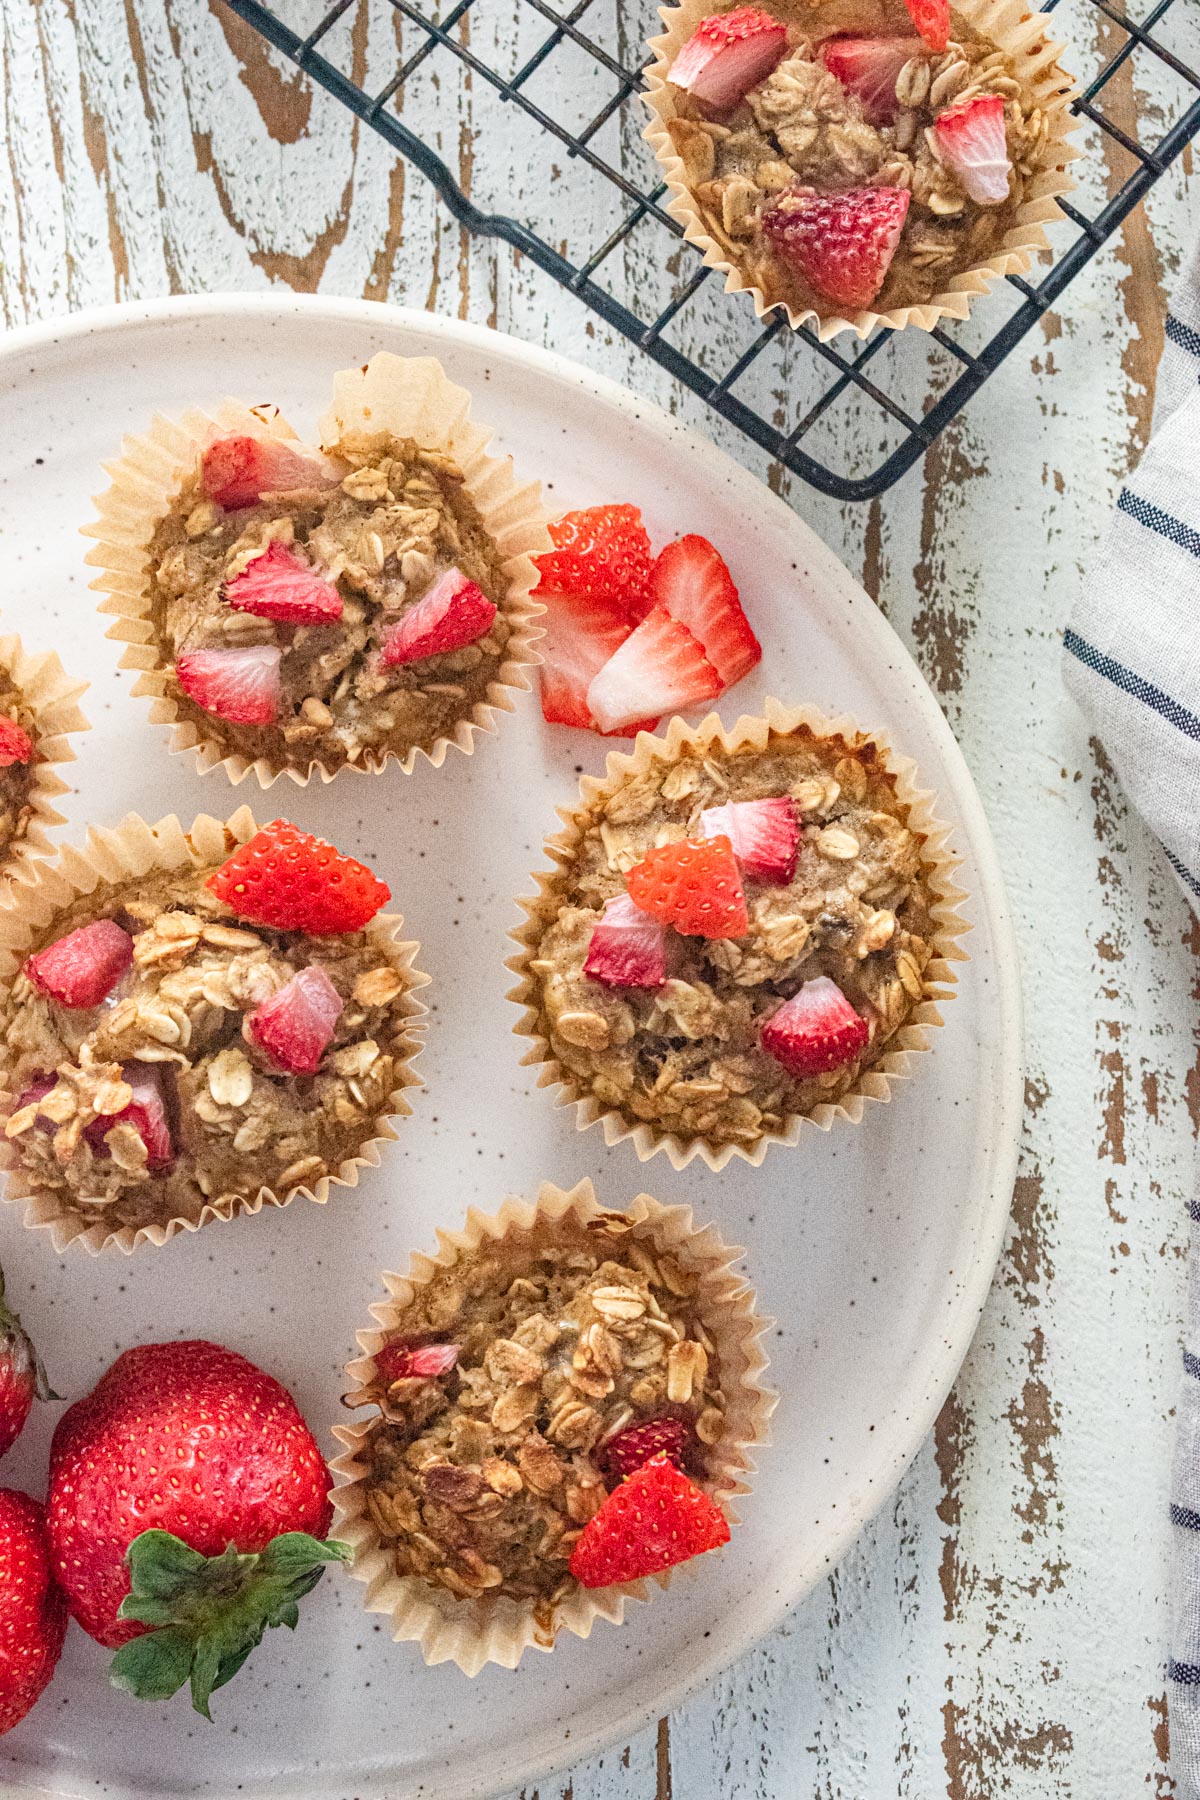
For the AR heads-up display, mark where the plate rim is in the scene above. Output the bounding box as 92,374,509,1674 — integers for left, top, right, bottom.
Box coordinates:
0,293,1024,1800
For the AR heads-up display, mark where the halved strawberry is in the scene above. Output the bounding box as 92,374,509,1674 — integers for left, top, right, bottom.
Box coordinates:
900,0,948,52
933,94,1011,204
700,797,798,883
669,7,788,111
375,1340,459,1384
534,505,653,617
175,645,282,727
583,893,668,989
568,1456,730,1588
25,919,133,1010
586,607,721,735
380,568,496,668
538,591,658,737
760,975,870,1078
223,541,342,626
594,1416,696,1488
246,965,343,1076
0,717,33,766
647,536,760,689
208,820,390,935
626,835,748,938
761,185,910,312
200,436,336,510
819,36,924,124
86,1064,174,1172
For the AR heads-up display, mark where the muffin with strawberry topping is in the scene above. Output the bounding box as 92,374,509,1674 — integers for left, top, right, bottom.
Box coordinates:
511,704,964,1166
331,1180,774,1671
0,637,89,887
645,0,1075,334
0,811,426,1252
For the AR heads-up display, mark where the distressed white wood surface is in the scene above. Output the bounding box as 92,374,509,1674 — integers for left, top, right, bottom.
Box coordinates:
2,1,1199,1794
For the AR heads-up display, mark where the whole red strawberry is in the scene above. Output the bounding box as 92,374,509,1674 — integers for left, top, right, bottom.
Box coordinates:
0,1489,68,1737
46,1339,347,1719
0,1263,55,1460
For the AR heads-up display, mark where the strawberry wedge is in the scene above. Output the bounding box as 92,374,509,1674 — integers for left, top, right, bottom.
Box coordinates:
381,568,496,668
670,7,788,111
933,94,1011,205
25,920,134,1010
538,590,658,737
583,893,668,989
762,185,909,312
86,1064,174,1172
900,0,948,52
648,535,761,689
761,976,870,1078
224,541,343,626
534,505,654,618
246,964,343,1076
819,36,923,124
0,717,33,766
375,1340,459,1383
700,797,798,883
176,645,282,726
586,606,721,735
201,436,337,510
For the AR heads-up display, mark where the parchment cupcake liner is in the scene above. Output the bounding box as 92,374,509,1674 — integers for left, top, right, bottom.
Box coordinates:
329,1177,776,1674
642,0,1079,341
0,808,428,1256
83,353,551,786
0,634,89,885
508,700,969,1171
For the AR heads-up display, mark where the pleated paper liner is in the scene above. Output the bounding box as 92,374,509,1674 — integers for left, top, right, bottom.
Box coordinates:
329,1178,776,1674
508,700,969,1171
0,634,89,886
0,808,428,1256
83,352,551,787
642,0,1079,341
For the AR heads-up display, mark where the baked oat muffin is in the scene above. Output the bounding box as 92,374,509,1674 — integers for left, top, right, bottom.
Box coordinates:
0,636,89,886
0,668,42,866
0,815,425,1251
511,709,960,1163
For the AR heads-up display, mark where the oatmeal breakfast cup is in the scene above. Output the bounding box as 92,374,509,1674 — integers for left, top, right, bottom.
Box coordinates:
85,352,550,785
0,634,89,887
509,701,967,1169
643,0,1078,338
330,1178,775,1673
0,810,427,1255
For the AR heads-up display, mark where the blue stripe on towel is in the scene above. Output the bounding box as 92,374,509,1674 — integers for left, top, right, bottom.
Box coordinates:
1063,630,1200,742
1167,314,1200,359
1117,488,1200,559
1173,1503,1200,1530
1185,1349,1200,1380
1171,1660,1200,1686
1189,1199,1200,1224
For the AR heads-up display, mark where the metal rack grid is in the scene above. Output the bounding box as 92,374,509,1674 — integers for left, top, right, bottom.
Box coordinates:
222,0,1200,500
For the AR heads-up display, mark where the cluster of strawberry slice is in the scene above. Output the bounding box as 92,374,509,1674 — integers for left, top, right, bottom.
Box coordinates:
535,505,761,736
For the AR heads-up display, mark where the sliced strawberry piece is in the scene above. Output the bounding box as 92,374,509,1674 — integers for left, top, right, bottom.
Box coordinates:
176,644,282,727
594,1416,696,1488
223,541,342,626
626,835,748,939
380,568,496,668
207,819,390,935
700,797,798,883
568,1456,730,1587
933,94,1011,205
25,919,133,1010
761,975,870,1078
14,1074,57,1134
246,965,343,1076
586,607,721,735
538,590,659,738
819,36,924,124
200,436,337,510
375,1339,460,1383
0,717,33,766
86,1064,174,1172
900,0,948,52
761,185,910,312
669,7,788,111
647,536,760,689
583,893,668,989
534,505,654,617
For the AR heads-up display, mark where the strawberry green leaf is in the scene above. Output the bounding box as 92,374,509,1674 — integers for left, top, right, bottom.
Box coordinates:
110,1626,195,1704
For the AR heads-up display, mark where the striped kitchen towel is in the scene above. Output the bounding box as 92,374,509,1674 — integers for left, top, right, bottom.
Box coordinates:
1063,238,1200,1795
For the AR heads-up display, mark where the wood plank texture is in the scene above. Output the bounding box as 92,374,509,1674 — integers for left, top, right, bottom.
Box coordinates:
2,0,1199,1792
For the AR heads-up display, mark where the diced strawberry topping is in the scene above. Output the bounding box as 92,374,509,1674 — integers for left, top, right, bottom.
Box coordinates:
207,819,390,935
375,1339,460,1384
819,36,924,124
626,835,748,939
14,1074,57,1134
586,606,721,735
200,436,336,510
700,797,798,883
0,716,33,766
568,1456,730,1588
762,185,910,312
86,1064,174,1172
594,1416,697,1487
538,591,659,737
900,0,948,52
534,505,654,618
176,644,282,727
760,975,870,1078
246,964,343,1076
25,919,133,1010
647,535,760,689
669,7,788,111
933,94,1011,205
583,893,668,989
380,568,497,668
223,541,343,626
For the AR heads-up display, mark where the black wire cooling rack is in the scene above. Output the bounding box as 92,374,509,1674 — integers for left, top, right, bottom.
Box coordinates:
222,0,1199,500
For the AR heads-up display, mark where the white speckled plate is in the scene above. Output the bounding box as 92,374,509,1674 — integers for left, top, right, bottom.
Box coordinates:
0,296,1021,1800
